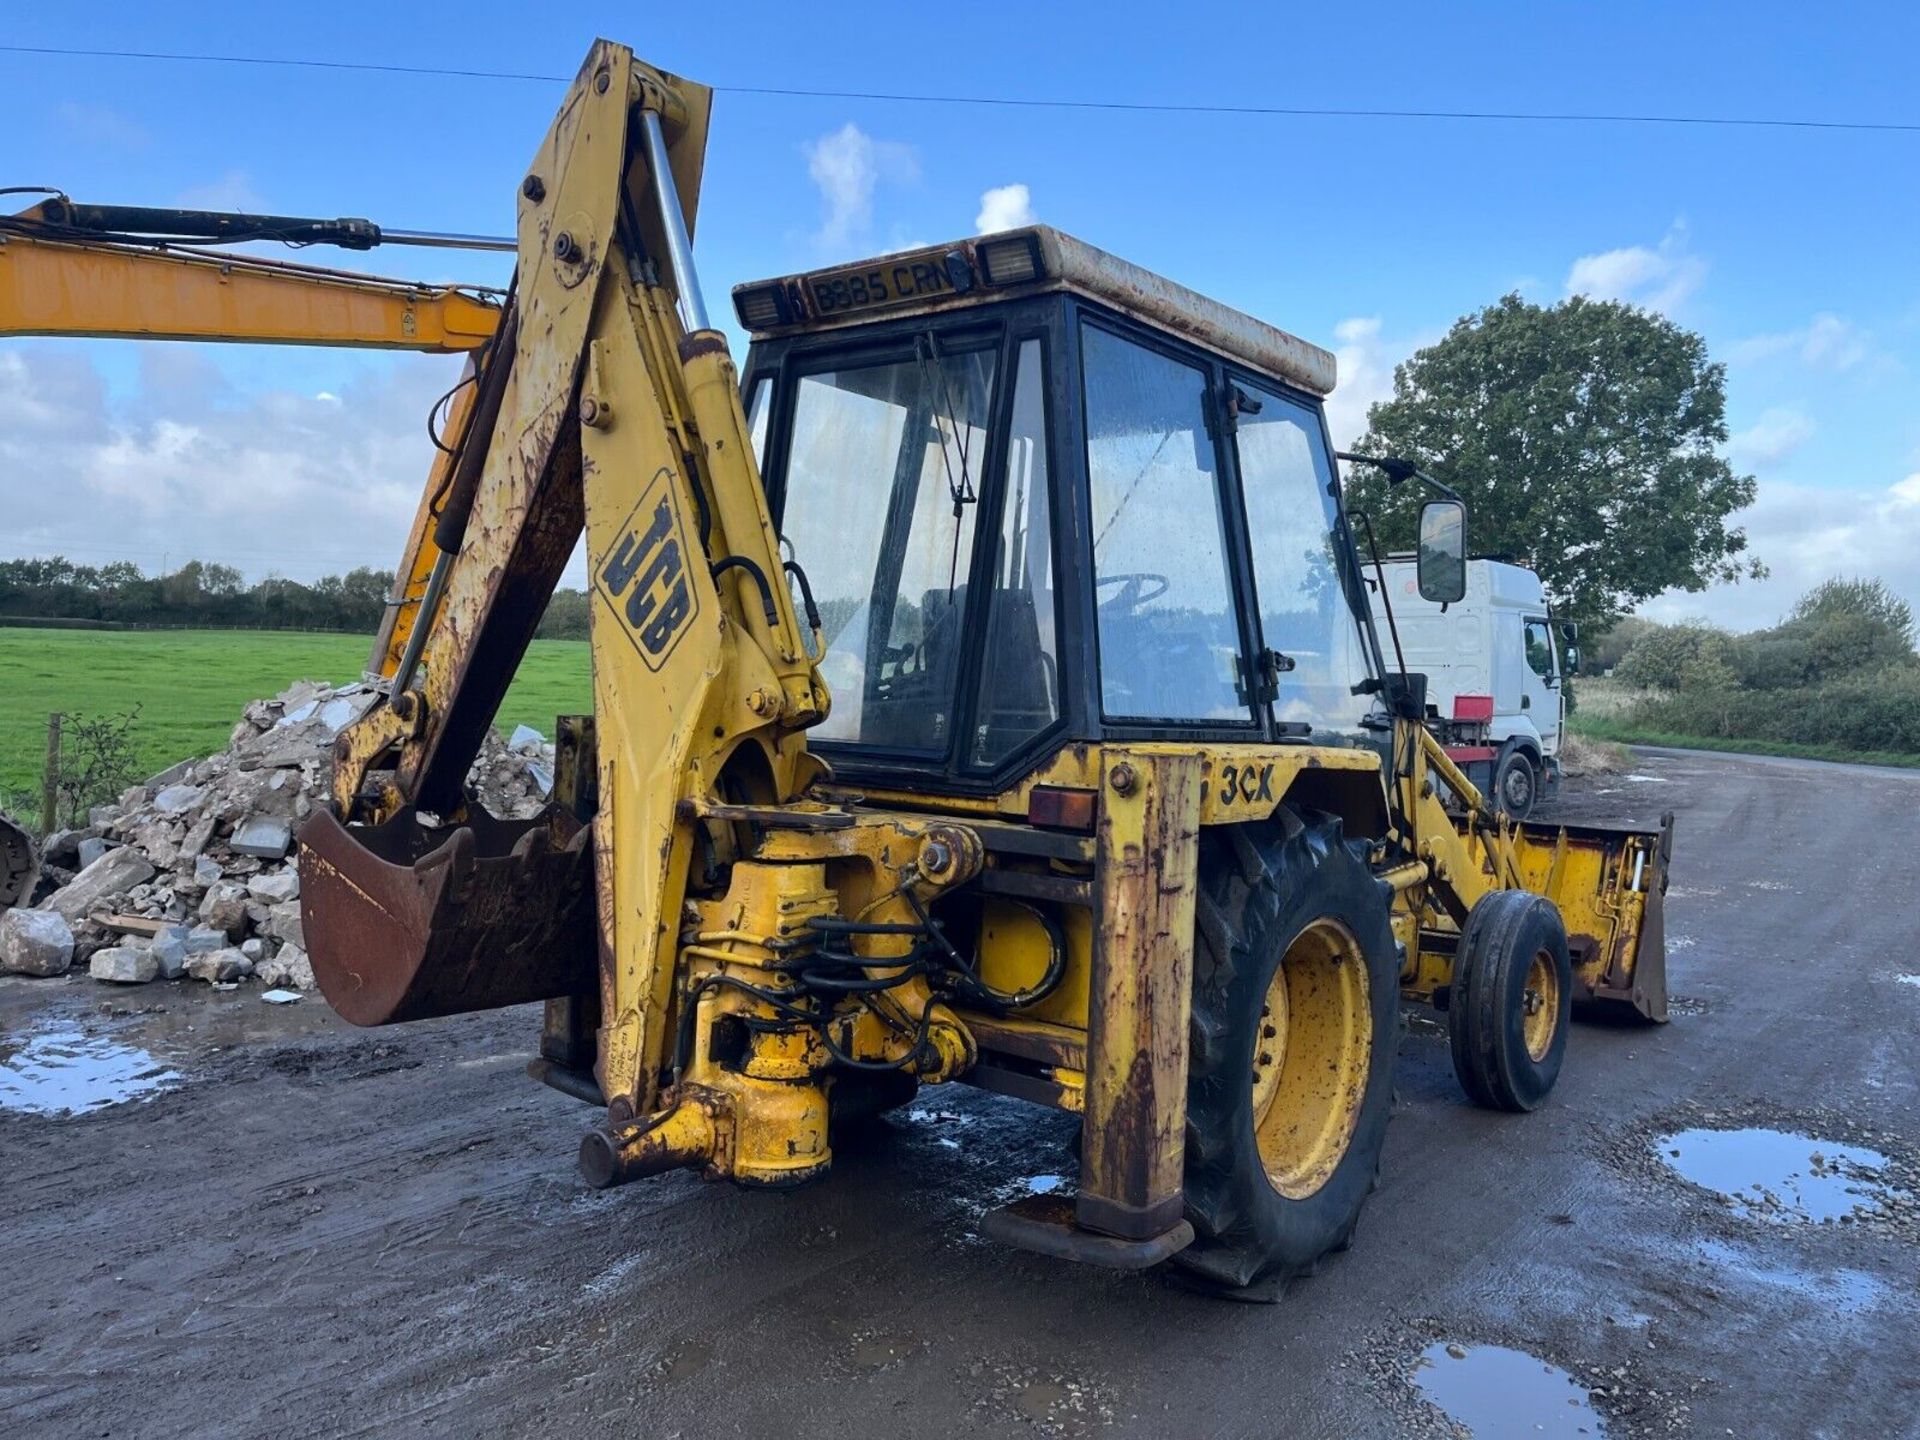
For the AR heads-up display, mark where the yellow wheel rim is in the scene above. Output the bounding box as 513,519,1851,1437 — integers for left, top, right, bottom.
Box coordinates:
1248,919,1371,1201
1522,950,1560,1062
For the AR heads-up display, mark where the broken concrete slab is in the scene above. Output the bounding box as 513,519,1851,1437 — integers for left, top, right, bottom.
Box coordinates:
182,925,228,955
1,908,75,977
265,899,305,950
255,942,314,989
42,846,155,924
230,815,293,860
246,870,300,905
149,927,190,980
90,945,161,984
185,947,252,983
151,784,206,816
198,881,251,937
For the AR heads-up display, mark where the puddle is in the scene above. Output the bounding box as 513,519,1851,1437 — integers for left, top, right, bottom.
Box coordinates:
1623,774,1670,785
0,1025,182,1115
1656,1127,1904,1223
1896,975,1920,989
1413,1343,1602,1438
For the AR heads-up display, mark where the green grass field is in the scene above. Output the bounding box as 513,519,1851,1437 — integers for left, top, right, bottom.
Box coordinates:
0,628,591,807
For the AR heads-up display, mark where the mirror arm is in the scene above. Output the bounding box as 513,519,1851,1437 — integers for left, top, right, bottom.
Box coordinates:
1336,452,1464,503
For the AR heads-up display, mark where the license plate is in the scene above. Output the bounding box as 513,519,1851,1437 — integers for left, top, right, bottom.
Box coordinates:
803,250,957,319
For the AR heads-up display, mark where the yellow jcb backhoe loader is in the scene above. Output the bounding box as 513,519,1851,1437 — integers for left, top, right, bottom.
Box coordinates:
3,39,1668,1291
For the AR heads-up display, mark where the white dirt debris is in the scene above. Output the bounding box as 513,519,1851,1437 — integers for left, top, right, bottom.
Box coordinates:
21,678,559,994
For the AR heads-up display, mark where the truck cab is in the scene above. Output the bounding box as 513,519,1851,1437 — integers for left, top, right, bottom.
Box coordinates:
1369,556,1570,819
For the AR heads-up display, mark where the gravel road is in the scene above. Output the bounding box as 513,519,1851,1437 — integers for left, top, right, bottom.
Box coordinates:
3,746,1916,1439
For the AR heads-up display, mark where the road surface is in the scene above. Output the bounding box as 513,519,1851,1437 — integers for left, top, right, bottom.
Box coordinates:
3,747,1917,1438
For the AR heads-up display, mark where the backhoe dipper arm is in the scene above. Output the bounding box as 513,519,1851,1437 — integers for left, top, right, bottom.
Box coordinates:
0,208,502,352
309,42,833,1116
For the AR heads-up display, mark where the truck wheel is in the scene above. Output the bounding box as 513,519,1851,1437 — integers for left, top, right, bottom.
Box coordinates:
1176,811,1399,1292
1446,890,1571,1112
1493,744,1538,821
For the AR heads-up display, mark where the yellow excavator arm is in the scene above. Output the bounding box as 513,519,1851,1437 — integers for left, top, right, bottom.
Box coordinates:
0,196,503,352
0,191,511,682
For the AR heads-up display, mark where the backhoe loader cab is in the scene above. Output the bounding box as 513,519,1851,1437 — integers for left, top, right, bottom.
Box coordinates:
735,228,1386,782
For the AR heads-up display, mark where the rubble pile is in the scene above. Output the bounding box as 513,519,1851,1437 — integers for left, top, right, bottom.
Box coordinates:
0,680,559,993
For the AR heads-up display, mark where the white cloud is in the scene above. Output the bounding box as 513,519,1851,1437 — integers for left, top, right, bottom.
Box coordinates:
174,170,268,214
1726,312,1872,372
1323,317,1440,450
1565,223,1706,314
975,183,1036,233
802,123,917,252
53,102,149,152
1639,473,1920,631
0,343,459,583
1727,407,1816,469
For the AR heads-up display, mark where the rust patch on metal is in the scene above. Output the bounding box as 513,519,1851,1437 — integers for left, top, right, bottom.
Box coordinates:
298,804,595,1027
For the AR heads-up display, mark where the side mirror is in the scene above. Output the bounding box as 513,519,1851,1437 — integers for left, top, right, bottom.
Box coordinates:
1416,498,1466,604
1563,642,1582,675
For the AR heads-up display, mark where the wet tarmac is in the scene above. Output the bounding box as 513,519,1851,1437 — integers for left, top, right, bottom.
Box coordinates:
2,746,1918,1438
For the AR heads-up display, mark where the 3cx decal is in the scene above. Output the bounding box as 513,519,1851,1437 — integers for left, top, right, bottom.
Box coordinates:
595,468,698,671
1216,761,1276,807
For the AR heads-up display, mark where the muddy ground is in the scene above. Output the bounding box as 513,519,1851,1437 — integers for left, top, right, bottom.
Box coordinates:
2,747,1917,1438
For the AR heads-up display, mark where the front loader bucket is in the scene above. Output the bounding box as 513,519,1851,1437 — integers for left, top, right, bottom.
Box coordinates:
1509,810,1673,1024
296,805,595,1026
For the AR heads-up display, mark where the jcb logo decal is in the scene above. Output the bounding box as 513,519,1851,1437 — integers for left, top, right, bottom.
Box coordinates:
595,468,698,671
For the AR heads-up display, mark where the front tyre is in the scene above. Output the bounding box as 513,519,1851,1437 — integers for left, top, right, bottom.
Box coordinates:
1176,811,1400,1292
1446,890,1571,1112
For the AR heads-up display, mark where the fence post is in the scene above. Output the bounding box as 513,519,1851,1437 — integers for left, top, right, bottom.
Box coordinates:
42,712,62,834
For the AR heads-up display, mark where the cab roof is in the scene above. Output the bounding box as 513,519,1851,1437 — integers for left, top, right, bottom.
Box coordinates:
731,225,1337,399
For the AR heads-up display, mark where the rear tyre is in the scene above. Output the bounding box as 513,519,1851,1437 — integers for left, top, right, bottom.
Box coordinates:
1492,744,1538,821
1446,890,1571,1111
1175,810,1399,1292
0,814,39,911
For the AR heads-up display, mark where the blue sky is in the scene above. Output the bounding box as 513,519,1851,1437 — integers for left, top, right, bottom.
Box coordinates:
4,2,1916,626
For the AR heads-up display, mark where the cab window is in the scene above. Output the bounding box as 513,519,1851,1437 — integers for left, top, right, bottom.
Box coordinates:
970,339,1060,766
777,342,997,751
1524,617,1557,678
1082,323,1246,723
1233,381,1374,735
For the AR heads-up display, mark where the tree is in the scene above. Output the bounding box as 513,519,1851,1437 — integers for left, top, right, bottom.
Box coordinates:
1788,577,1914,649
1345,293,1764,631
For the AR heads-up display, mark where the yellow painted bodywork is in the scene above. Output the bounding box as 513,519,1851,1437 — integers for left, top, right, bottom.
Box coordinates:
1388,725,1667,1016
0,229,500,350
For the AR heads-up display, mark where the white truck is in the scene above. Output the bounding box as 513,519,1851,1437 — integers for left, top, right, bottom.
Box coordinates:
1369,557,1575,820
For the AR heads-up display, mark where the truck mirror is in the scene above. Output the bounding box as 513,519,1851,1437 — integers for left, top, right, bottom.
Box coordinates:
1416,498,1466,604
1563,642,1581,675
1559,620,1579,643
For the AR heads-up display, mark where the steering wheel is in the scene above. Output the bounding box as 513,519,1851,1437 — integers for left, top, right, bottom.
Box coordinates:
1095,572,1170,611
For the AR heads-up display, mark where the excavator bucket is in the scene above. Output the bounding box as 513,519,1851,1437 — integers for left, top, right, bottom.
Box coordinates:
1509,810,1673,1023
297,805,595,1026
